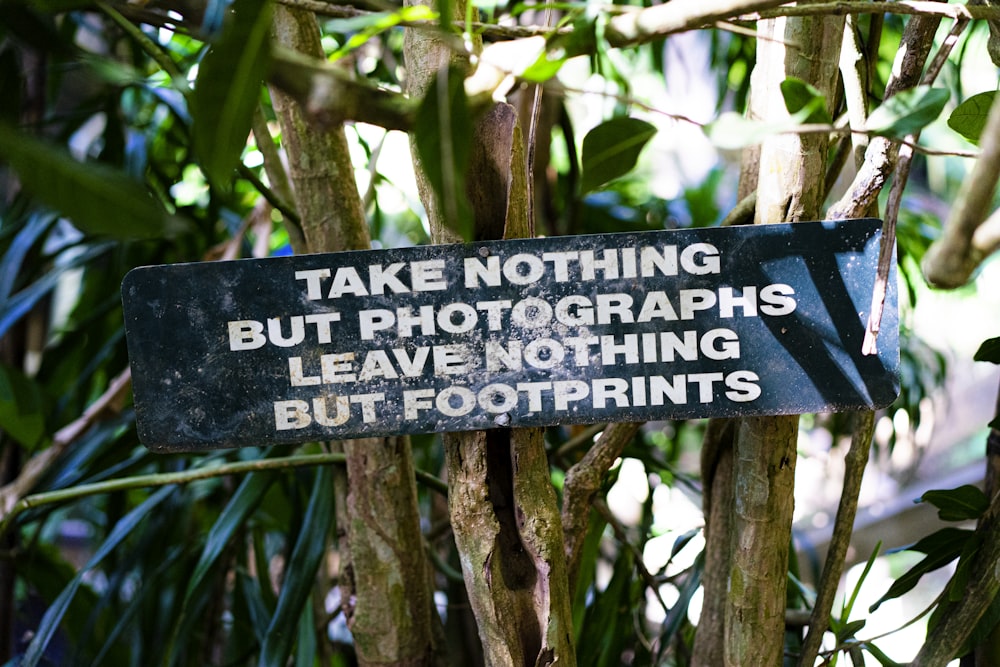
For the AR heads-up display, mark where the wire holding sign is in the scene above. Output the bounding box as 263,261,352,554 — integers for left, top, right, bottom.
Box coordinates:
121,219,899,451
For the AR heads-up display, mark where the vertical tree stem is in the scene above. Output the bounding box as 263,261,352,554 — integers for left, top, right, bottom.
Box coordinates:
797,411,875,667
725,10,843,666
268,7,441,665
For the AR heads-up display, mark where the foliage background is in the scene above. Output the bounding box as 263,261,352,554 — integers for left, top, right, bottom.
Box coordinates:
1,0,999,665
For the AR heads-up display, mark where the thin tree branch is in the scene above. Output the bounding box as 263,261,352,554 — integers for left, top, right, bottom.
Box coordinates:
592,498,670,617
561,421,642,591
922,90,1000,288
749,0,1000,21
605,0,794,47
797,410,875,667
860,16,968,352
910,487,1000,666
0,368,132,521
827,7,943,219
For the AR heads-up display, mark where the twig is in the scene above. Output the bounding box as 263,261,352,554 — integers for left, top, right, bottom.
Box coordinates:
827,8,942,219
561,421,641,590
797,411,875,667
0,452,447,538
0,368,132,520
554,422,608,459
922,74,1000,288
749,0,1000,21
99,1,191,94
592,498,670,617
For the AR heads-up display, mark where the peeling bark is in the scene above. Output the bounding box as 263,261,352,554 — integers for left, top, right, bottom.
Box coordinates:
403,10,576,661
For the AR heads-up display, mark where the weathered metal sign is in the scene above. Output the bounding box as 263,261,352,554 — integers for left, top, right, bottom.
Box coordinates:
122,218,899,451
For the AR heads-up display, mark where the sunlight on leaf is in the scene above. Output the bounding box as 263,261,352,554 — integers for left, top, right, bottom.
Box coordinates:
414,67,474,241
581,117,656,194
866,86,949,138
781,76,832,124
948,91,995,146
191,0,272,192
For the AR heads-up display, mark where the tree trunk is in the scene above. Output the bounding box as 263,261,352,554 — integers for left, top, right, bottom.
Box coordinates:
268,7,443,665
403,12,576,664
694,10,844,666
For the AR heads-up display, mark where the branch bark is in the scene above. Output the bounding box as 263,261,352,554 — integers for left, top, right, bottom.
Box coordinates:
723,10,842,666
403,6,576,664
268,7,442,665
910,487,1000,666
797,411,875,667
561,421,642,589
921,90,1000,288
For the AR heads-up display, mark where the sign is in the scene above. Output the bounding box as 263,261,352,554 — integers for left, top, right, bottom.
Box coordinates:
122,219,899,451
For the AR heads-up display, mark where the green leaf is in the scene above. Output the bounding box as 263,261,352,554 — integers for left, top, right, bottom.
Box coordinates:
842,541,881,621
863,641,903,667
0,213,56,306
974,336,1000,364
580,117,657,194
259,467,334,666
238,569,274,645
20,486,176,667
577,548,633,666
0,241,113,339
948,91,995,145
168,471,276,666
0,362,46,448
866,86,949,138
657,554,702,651
781,76,832,124
186,471,275,602
328,6,435,61
0,123,190,239
522,13,595,83
948,531,983,601
704,112,797,150
870,528,972,612
521,50,567,84
920,484,989,522
572,510,606,641
836,619,867,643
295,604,317,667
414,67,474,241
191,0,272,192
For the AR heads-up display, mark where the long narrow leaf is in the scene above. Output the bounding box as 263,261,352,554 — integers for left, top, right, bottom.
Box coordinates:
0,242,114,339
0,213,56,304
259,467,334,666
186,471,276,603
869,530,971,612
167,471,277,666
191,0,272,191
20,486,176,667
0,123,189,239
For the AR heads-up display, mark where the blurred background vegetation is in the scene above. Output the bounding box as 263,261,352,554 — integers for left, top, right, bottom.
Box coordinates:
1,0,999,665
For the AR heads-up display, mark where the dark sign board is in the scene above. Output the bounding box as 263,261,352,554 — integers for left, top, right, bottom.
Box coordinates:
122,219,899,451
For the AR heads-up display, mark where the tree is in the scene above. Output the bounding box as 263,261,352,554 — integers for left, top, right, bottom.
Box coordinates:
1,0,1000,665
